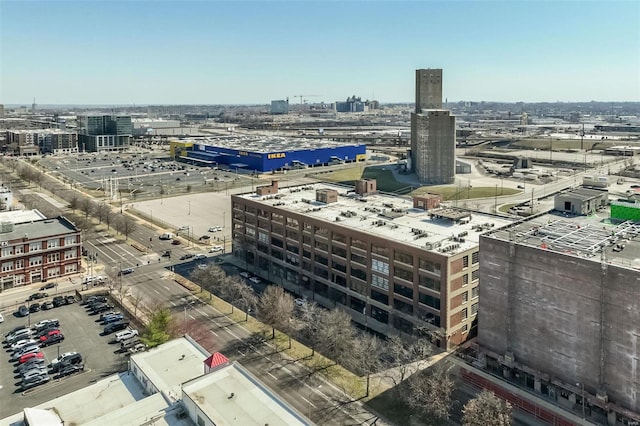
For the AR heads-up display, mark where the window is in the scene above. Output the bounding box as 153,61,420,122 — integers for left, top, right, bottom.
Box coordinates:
314,240,328,252
332,245,346,258
462,308,468,320
2,262,12,272
15,259,24,268
15,245,24,254
462,256,469,268
462,291,468,303
47,239,59,248
246,227,256,237
351,238,367,250
47,253,60,263
316,254,328,266
65,264,77,274
2,247,13,257
303,222,312,233
47,267,60,278
197,415,205,426
394,283,413,299
351,266,367,281
371,258,389,274
258,232,269,243
286,217,299,228
371,274,389,290
333,262,346,273
303,235,311,246
371,289,389,304
419,258,441,274
286,229,299,240
472,251,479,264
463,274,469,286
371,244,388,257
258,208,269,218
419,293,440,310
394,250,413,265
271,212,284,222
351,252,366,265
393,299,413,315
471,302,479,315
460,324,468,334
333,232,347,244
29,256,42,266
64,236,76,246
419,275,440,292
271,236,283,248
29,242,41,252
314,226,329,238
394,267,413,282
286,253,299,266
472,286,479,299
471,269,479,282
271,224,284,235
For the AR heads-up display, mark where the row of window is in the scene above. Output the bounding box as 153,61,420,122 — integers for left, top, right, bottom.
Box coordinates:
0,237,78,257
0,252,76,272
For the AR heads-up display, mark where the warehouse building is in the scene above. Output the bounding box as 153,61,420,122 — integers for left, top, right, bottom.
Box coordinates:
231,180,514,349
170,136,366,173
479,205,640,425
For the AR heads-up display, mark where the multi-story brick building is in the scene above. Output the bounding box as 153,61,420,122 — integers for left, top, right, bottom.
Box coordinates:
0,213,81,291
231,180,513,349
4,129,78,155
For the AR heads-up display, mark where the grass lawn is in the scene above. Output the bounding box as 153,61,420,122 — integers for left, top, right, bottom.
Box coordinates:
499,203,517,213
412,186,520,201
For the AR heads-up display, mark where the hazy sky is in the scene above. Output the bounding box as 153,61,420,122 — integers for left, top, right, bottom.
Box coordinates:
1,1,638,105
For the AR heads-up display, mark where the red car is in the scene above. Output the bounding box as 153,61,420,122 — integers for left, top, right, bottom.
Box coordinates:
39,330,61,341
19,351,44,364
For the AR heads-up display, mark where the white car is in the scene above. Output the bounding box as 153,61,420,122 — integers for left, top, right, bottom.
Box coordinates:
51,351,78,366
294,298,307,307
11,339,38,352
115,329,139,342
209,246,223,253
249,277,261,284
208,226,222,232
194,254,207,260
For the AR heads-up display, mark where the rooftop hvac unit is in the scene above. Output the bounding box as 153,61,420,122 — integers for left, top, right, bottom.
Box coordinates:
0,222,14,233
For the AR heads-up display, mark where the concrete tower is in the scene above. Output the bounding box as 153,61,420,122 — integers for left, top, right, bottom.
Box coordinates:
410,68,456,184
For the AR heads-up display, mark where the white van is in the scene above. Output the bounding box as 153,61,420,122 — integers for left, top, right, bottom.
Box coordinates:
159,233,174,240
82,275,105,285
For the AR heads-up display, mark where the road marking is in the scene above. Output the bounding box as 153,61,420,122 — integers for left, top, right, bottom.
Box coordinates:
152,288,160,295
163,286,170,291
169,301,176,306
209,330,218,336
223,326,242,340
194,308,208,317
300,396,316,408
267,372,279,381
188,314,195,320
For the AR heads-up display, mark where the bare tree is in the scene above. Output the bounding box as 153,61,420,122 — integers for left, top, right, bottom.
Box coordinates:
114,214,137,240
68,193,80,212
346,333,382,397
226,277,257,320
462,390,512,426
79,196,94,220
190,264,226,295
257,285,294,343
294,302,323,357
381,335,433,389
316,308,355,365
407,363,455,424
95,202,111,224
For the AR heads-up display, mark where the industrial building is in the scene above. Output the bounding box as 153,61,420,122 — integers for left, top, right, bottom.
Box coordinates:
0,211,81,290
78,114,132,152
231,179,514,349
478,198,640,424
270,99,290,115
3,129,78,155
410,68,456,184
170,136,366,173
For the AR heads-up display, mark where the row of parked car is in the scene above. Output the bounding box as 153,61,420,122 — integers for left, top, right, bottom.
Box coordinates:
83,296,143,352
3,319,83,391
17,295,77,317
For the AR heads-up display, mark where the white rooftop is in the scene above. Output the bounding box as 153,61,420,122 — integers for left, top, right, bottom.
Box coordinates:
182,362,310,426
130,337,209,397
238,183,514,255
175,135,363,153
0,209,45,224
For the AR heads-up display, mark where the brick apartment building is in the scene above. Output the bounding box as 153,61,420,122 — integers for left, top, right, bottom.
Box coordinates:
0,213,81,291
231,180,513,349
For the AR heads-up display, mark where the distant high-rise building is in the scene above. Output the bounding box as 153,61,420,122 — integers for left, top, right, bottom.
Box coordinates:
410,68,456,184
270,99,289,115
78,114,132,152
0,104,4,118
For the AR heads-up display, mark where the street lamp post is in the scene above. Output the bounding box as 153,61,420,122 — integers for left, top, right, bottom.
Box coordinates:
577,382,586,419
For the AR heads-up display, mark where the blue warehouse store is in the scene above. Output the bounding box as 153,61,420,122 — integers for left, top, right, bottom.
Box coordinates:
170,137,366,173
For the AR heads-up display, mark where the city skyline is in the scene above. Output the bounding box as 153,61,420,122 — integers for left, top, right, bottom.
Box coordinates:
1,0,638,105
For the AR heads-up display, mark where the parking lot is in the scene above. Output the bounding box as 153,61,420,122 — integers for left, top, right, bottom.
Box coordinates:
0,294,130,418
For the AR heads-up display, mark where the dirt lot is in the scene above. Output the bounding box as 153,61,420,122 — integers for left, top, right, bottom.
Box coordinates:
0,296,130,418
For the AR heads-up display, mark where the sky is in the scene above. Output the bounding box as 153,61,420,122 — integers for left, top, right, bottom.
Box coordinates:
1,0,639,105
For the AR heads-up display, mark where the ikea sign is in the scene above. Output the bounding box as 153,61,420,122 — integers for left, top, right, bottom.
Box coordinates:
267,153,286,159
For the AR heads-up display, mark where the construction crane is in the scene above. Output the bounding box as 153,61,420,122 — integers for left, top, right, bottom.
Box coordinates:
294,94,320,105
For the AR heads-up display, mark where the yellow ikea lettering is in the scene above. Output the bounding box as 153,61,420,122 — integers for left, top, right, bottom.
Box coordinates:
268,153,286,159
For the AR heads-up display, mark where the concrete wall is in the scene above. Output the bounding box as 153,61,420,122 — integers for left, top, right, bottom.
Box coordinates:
415,69,442,111
479,235,640,413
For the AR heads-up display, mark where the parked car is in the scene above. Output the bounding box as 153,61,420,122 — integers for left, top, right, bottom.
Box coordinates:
21,373,50,391
10,338,38,352
99,311,118,321
198,235,210,240
40,333,64,347
5,329,32,344
209,245,223,253
84,296,107,306
194,254,207,260
115,329,139,342
11,345,41,361
27,292,48,301
102,313,124,324
19,351,44,364
120,336,141,349
91,303,114,314
57,363,84,378
39,283,56,291
65,295,76,305
33,319,60,331
29,303,41,313
41,301,54,310
50,352,82,368
17,305,29,317
179,254,194,260
249,277,261,284
208,226,222,232
103,321,130,335
128,343,147,354
16,358,46,373
34,327,59,339
52,296,66,307
21,367,48,381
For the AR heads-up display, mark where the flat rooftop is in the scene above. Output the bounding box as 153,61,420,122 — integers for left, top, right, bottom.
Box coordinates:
182,362,310,426
0,209,45,224
0,216,78,242
236,183,514,255
484,210,640,269
131,337,209,397
176,135,364,153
